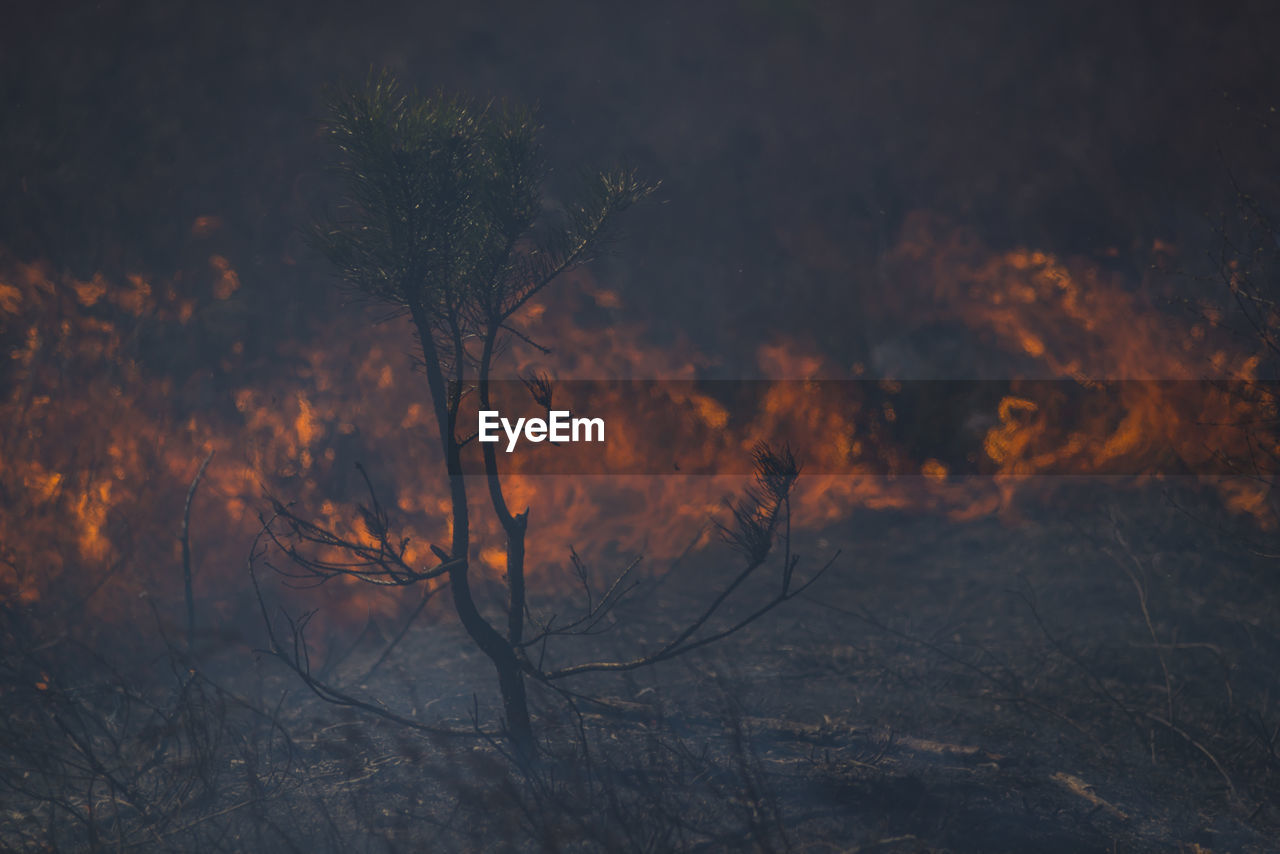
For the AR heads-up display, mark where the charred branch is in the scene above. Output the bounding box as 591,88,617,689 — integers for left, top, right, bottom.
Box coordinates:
259,465,461,588
247,539,485,740
180,450,213,652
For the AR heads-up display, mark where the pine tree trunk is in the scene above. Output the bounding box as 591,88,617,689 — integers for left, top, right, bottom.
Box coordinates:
495,655,535,760
411,302,537,760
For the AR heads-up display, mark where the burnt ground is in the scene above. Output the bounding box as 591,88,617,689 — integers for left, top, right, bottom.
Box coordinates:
4,1,1280,850
4,478,1279,852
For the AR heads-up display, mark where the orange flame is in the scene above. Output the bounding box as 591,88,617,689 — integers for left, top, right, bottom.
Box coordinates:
3,213,1275,628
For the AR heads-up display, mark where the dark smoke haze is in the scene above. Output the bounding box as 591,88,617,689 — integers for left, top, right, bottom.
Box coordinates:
3,1,1278,368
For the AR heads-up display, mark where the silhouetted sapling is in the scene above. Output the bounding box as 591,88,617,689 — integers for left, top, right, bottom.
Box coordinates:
252,72,835,758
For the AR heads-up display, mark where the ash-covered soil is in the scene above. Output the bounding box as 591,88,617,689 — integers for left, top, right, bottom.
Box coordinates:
7,478,1276,852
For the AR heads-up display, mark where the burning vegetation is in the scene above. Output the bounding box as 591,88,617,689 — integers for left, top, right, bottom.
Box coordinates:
3,61,1280,852
4,204,1277,622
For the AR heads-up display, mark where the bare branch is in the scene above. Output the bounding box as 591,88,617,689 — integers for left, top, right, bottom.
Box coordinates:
180,451,213,652
259,466,460,587
247,537,487,740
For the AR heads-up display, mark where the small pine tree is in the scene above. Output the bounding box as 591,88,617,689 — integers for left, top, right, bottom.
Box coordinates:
259,71,827,758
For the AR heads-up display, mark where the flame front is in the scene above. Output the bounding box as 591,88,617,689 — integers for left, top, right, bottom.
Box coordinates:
3,212,1274,626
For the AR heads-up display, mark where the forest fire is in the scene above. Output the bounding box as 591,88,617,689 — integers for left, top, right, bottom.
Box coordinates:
2,214,1274,627
888,213,1277,517
7,6,1280,848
